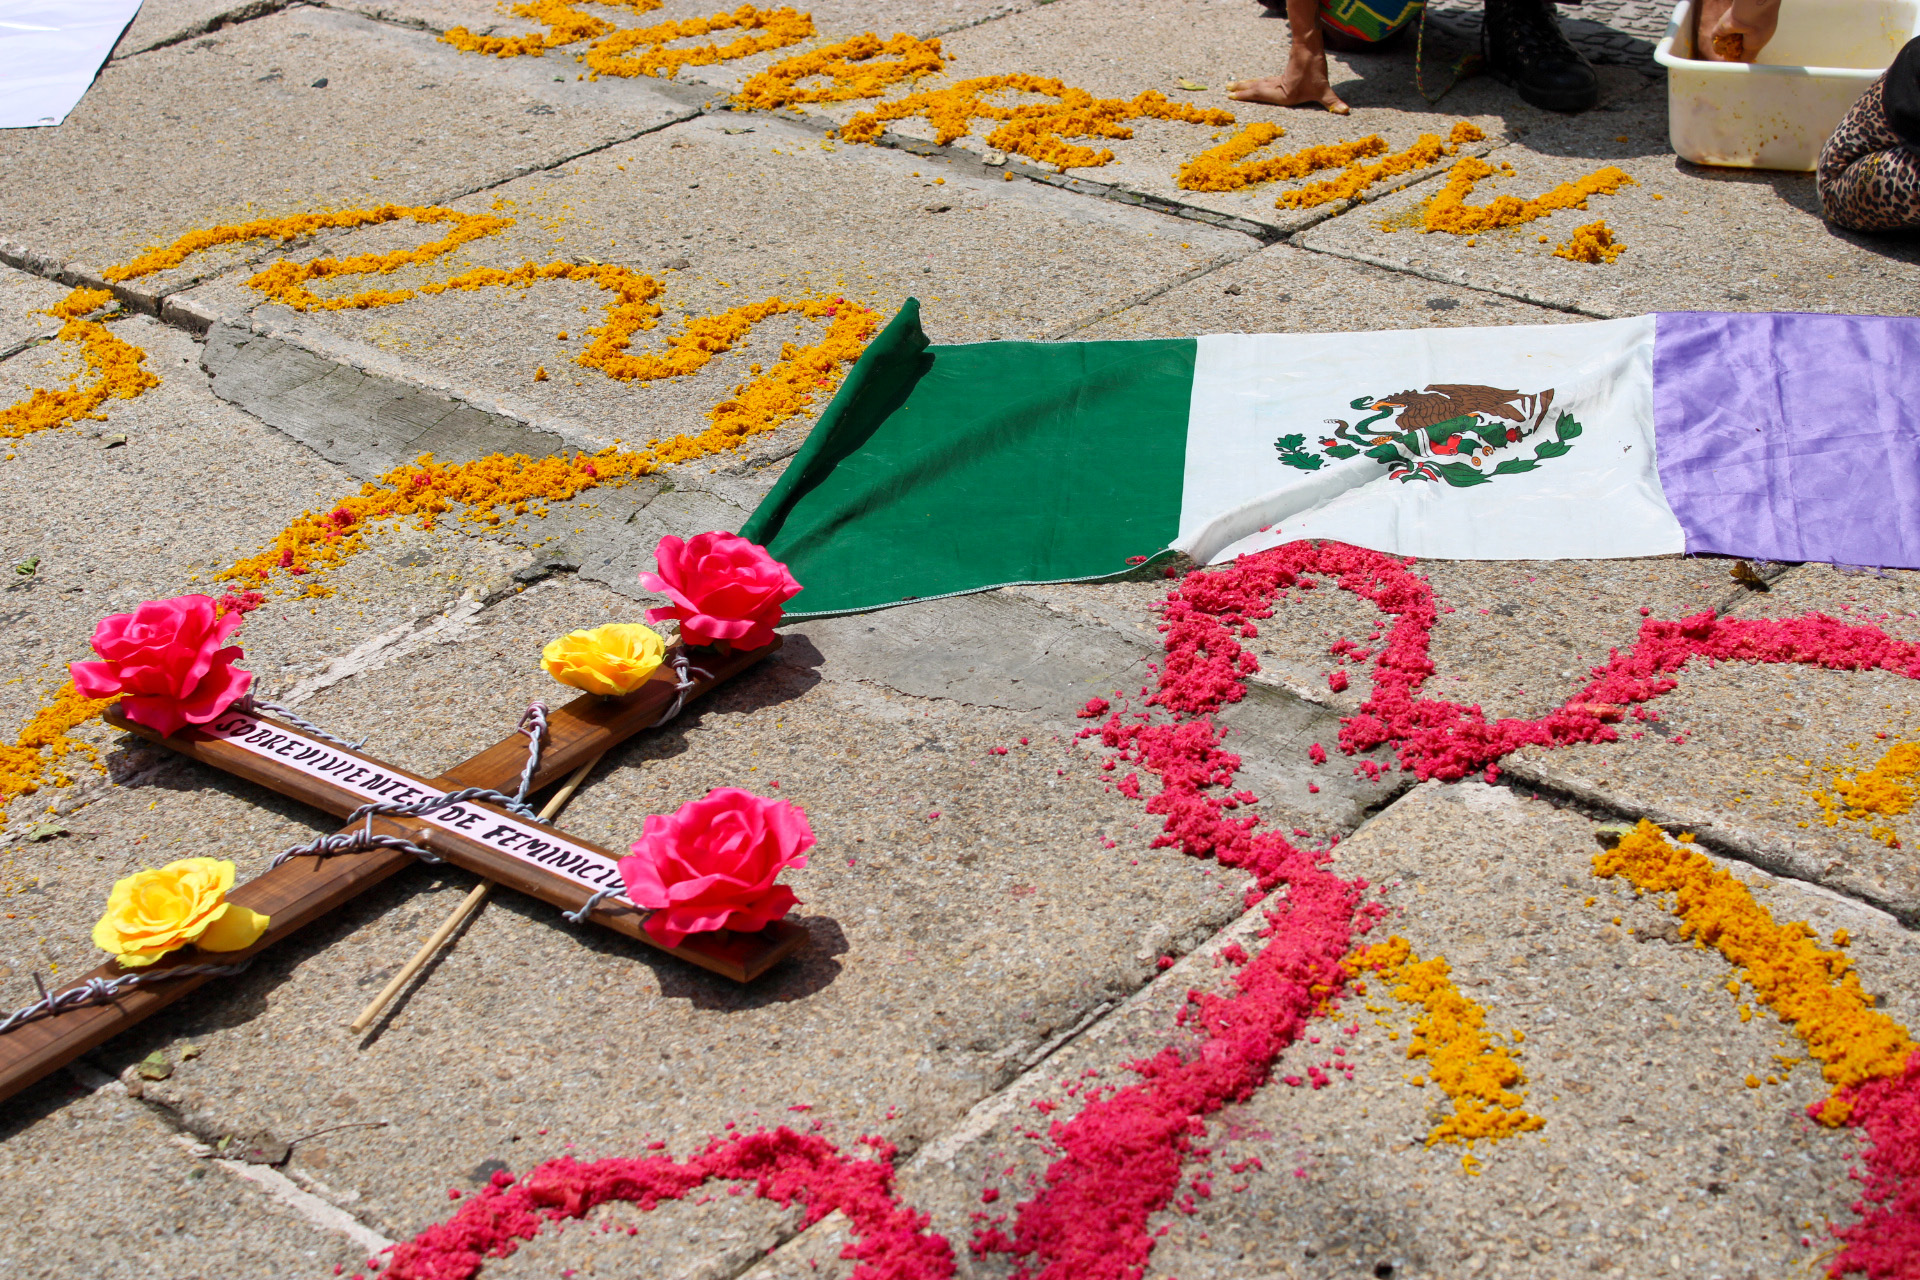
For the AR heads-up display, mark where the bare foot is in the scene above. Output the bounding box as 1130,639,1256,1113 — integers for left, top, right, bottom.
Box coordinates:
1227,70,1350,114
1232,0,1350,112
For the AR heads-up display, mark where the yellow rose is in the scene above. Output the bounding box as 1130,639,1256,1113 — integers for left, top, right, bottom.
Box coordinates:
91,857,270,968
541,623,667,697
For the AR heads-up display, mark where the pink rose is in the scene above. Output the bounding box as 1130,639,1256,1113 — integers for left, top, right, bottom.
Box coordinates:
618,787,813,947
69,595,252,737
638,532,800,650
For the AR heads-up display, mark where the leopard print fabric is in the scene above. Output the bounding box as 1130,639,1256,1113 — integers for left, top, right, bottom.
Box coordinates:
1818,78,1920,233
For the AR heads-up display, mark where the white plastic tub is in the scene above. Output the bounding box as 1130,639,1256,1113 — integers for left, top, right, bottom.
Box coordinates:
1655,0,1919,171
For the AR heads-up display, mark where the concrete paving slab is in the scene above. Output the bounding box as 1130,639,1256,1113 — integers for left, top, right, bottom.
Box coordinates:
174,109,1255,451
1067,240,1572,339
341,0,1049,43
803,587,1405,838
1502,564,1920,924
1297,86,1920,317
202,321,569,479
112,0,292,58
0,6,692,292
779,0,1652,235
0,1074,369,1279
759,779,1917,1280
0,267,71,359
0,316,527,821
91,572,1251,1244
7,0,1920,1272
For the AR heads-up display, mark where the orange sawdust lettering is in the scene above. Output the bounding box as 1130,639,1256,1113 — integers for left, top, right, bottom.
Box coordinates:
1349,936,1545,1163
406,261,669,373
839,75,1232,172
1810,736,1920,846
1279,121,1486,209
0,291,159,443
582,5,813,80
733,31,947,110
1593,820,1916,1125
46,288,113,319
0,680,117,825
1551,219,1625,264
104,205,512,290
1175,123,1387,193
213,292,877,590
440,0,661,58
1422,153,1636,235
238,211,520,311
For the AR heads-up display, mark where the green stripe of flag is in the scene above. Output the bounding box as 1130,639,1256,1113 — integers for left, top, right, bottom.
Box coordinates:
742,299,1194,617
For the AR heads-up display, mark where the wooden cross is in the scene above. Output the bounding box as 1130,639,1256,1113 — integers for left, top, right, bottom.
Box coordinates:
0,639,805,1103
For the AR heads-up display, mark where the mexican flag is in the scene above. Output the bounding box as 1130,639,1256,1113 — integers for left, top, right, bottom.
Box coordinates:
741,301,1920,617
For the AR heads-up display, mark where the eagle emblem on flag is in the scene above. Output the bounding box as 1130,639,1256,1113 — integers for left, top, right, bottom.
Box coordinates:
1274,384,1583,487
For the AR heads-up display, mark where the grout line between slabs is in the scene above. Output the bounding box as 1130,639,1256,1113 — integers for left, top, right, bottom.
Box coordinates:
1497,761,1916,930
62,1060,398,1254
1484,558,1919,933
110,0,306,59
181,1135,400,1257
1292,240,1616,319
0,332,57,365
728,783,1427,1280
1043,245,1265,340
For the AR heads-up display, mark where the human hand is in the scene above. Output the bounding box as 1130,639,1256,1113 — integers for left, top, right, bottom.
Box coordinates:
1693,0,1780,62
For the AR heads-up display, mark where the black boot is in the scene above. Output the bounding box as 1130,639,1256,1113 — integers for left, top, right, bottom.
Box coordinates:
1482,0,1599,113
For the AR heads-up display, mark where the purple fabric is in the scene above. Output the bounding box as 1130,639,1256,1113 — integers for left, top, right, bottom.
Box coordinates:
1654,311,1920,569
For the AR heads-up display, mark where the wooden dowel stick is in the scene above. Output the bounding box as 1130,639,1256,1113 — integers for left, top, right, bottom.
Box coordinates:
536,753,602,824
349,881,489,1033
347,752,606,1034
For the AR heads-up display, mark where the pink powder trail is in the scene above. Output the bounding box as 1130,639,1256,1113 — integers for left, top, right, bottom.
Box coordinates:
1827,1051,1920,1279
383,1128,951,1280
382,541,1920,1280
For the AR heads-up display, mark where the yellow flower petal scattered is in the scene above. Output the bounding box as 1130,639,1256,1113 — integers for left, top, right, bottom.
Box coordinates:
1348,936,1546,1156
48,288,113,318
1592,820,1916,1124
0,680,116,823
238,210,519,311
542,622,667,696
1810,735,1920,846
105,205,508,289
0,292,158,443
